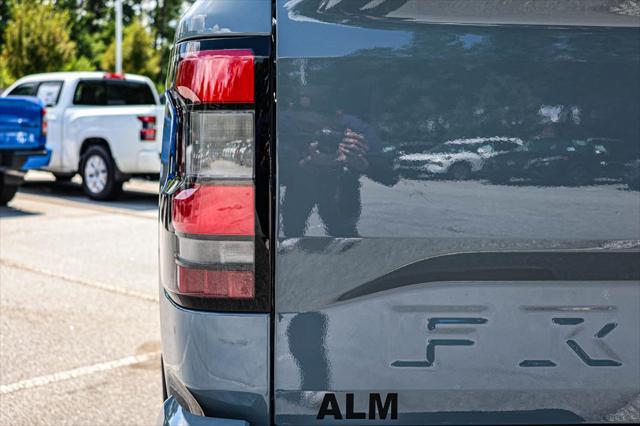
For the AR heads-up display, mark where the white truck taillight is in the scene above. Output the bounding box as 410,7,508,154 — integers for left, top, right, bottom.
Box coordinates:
169,48,258,301
138,115,157,141
41,107,47,137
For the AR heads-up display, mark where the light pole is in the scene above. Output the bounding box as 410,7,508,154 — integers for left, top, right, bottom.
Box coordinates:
115,0,123,74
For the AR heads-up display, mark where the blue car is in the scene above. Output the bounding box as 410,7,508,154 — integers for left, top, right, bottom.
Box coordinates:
158,1,640,425
0,96,51,204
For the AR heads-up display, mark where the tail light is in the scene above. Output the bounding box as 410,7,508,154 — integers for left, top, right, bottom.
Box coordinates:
175,50,254,104
160,38,272,312
104,72,125,80
138,115,157,141
41,108,47,137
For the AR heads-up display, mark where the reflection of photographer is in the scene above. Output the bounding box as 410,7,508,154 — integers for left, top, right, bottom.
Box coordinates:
281,92,396,237
299,127,369,172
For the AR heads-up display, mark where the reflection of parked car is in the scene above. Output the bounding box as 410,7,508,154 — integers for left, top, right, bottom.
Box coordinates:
1,72,163,200
398,137,523,180
234,141,250,163
0,97,51,204
484,138,610,185
584,138,639,180
222,141,242,161
239,143,253,166
624,159,640,191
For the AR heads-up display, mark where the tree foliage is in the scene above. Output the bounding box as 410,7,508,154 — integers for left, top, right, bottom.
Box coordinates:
0,0,76,80
0,0,188,89
0,0,12,46
101,19,161,77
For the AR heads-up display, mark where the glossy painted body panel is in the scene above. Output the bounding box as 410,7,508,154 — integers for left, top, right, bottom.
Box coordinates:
176,0,271,42
275,0,640,423
0,97,46,150
0,97,50,180
159,293,270,425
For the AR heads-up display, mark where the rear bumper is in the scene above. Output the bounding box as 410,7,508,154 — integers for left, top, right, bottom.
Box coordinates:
0,147,49,172
21,148,52,171
157,396,249,426
159,291,270,425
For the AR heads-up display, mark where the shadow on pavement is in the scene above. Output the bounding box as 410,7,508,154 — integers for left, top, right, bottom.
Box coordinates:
0,205,42,219
18,179,159,213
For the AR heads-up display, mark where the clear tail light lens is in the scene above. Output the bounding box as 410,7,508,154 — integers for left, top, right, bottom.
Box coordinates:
186,111,254,179
177,239,254,265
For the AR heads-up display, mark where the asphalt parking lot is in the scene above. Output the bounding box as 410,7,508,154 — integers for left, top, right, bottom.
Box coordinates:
0,172,161,426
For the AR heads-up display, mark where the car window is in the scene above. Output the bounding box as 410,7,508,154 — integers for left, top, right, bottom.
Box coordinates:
7,82,38,96
74,80,106,105
494,141,516,151
36,81,63,107
105,81,155,105
450,143,482,153
529,139,559,152
431,144,464,153
477,144,494,154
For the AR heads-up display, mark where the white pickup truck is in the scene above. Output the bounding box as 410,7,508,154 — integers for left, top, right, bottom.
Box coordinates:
1,72,163,199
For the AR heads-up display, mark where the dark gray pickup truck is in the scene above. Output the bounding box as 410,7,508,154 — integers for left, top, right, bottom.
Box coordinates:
158,1,640,424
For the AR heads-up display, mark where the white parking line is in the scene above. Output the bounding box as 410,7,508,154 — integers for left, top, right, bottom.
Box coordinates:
0,259,159,303
0,351,161,395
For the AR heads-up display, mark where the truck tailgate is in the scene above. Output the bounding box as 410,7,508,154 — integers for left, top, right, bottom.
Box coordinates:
0,97,45,150
274,1,640,424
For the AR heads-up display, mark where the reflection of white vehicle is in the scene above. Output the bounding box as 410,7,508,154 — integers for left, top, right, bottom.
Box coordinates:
399,137,523,180
1,72,163,199
222,141,242,160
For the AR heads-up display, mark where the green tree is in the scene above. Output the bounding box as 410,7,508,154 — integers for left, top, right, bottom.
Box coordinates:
54,0,145,70
101,19,160,77
54,0,109,69
150,0,185,86
152,0,184,48
0,0,76,79
0,57,13,88
1,0,188,88
0,0,12,46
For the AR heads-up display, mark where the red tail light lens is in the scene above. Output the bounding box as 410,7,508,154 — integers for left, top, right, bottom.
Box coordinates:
172,185,254,236
138,115,156,124
175,49,254,104
177,267,254,298
41,108,47,137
